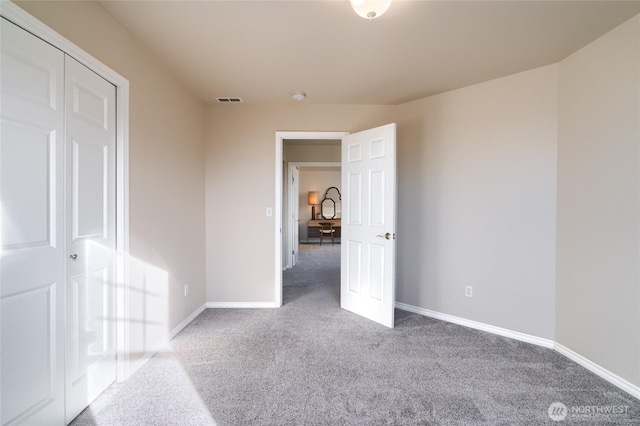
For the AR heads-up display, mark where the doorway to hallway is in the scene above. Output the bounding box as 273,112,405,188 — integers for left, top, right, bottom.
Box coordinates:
274,131,348,307
282,138,343,306
286,163,341,269
275,124,398,328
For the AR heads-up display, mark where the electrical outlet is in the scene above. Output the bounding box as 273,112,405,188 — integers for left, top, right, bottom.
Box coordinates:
184,284,189,297
465,286,473,298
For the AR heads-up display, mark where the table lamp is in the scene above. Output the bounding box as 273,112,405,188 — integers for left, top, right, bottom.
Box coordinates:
308,191,319,220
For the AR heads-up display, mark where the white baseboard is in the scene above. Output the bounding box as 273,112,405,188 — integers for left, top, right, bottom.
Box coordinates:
395,302,555,349
554,342,640,400
206,301,279,308
396,301,640,400
127,303,206,378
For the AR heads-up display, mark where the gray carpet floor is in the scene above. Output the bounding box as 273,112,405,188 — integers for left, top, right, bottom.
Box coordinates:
71,244,640,425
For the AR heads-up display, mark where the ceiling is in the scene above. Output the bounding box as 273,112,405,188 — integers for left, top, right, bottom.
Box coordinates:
96,0,640,106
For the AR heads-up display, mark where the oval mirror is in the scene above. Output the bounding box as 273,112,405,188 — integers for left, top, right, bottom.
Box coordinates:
321,198,335,219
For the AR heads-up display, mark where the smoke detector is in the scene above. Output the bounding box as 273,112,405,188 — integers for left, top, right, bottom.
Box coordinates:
291,91,306,101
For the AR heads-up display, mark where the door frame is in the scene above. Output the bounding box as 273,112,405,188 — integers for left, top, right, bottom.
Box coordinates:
286,161,341,270
275,131,348,307
2,3,132,379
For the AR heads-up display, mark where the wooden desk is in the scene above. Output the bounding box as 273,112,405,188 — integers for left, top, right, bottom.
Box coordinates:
307,219,341,240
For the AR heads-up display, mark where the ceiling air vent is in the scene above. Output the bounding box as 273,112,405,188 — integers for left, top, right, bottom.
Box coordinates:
215,97,243,103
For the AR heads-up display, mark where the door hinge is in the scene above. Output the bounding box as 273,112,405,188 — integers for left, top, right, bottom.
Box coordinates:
292,250,295,255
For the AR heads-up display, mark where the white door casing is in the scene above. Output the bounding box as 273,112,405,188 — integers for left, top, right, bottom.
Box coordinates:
64,56,117,423
292,166,300,266
275,132,347,307
340,123,397,328
0,17,67,425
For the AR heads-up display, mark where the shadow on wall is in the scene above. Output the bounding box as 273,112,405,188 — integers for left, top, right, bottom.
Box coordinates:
395,113,432,306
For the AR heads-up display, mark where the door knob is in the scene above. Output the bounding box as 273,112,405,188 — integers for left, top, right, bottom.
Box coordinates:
69,254,78,260
376,232,393,240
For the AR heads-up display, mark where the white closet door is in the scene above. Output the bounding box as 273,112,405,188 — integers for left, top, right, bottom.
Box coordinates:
0,18,66,425
64,56,117,423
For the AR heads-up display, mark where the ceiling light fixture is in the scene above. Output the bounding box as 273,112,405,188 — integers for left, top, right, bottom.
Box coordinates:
292,91,306,101
350,0,392,20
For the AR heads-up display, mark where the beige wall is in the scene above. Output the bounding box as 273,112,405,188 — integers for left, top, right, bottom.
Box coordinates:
285,144,341,162
393,65,559,339
556,15,640,386
205,104,391,302
16,1,207,362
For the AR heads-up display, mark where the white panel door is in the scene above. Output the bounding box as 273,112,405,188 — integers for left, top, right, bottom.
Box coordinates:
340,124,396,328
0,18,66,425
64,56,117,423
292,166,300,266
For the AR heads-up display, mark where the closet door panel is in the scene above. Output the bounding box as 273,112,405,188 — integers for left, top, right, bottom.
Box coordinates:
0,17,66,426
64,56,117,424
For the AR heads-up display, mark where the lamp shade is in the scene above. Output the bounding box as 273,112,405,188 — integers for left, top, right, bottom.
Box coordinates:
308,191,319,205
350,0,392,19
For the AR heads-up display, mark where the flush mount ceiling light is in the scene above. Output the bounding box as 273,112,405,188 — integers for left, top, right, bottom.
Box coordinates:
292,91,306,101
350,0,392,20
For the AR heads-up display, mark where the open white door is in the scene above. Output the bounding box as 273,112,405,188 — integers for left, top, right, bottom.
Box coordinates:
291,166,300,266
340,123,396,328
